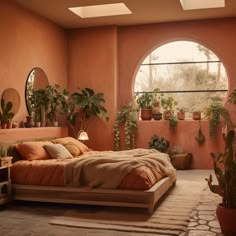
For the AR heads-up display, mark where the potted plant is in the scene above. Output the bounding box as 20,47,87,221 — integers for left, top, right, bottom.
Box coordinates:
177,107,187,120
206,130,236,235
160,96,177,120
148,134,169,153
69,87,109,137
30,88,50,127
114,102,138,151
46,84,69,126
136,88,159,120
204,101,232,139
136,92,154,120
192,111,201,120
0,98,14,129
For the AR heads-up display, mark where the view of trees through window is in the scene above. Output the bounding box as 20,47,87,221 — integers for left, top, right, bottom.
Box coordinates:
134,41,228,115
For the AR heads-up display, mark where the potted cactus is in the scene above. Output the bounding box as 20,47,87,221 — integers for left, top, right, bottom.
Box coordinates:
0,98,14,129
206,130,236,235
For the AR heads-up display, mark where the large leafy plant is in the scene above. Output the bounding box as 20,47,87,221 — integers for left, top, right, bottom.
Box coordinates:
70,88,109,131
136,88,159,110
206,130,236,208
114,102,137,151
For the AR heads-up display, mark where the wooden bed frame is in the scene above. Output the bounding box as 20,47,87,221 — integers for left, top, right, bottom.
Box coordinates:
12,174,176,213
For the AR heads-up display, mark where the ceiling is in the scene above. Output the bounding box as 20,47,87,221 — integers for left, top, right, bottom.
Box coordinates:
14,0,236,29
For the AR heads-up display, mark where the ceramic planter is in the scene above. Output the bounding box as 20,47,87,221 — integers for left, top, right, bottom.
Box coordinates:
152,112,162,120
216,204,236,235
140,109,152,120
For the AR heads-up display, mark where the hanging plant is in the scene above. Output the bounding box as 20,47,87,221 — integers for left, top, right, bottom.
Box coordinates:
204,101,232,139
195,121,205,144
114,102,138,151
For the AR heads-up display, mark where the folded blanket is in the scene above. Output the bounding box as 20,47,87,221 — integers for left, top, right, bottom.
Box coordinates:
64,148,175,189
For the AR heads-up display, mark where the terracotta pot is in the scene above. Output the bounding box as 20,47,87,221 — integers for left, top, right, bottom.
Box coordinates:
177,111,185,120
7,120,12,129
163,110,173,120
192,112,201,120
26,116,34,123
140,109,152,120
1,122,7,129
216,204,236,235
34,122,41,127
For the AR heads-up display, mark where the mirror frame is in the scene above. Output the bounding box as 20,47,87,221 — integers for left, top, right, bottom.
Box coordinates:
25,67,49,115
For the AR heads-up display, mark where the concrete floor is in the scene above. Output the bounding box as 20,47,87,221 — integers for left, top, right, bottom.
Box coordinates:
0,170,223,236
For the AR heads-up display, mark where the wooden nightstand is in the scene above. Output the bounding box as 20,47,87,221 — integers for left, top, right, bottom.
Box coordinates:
0,156,12,205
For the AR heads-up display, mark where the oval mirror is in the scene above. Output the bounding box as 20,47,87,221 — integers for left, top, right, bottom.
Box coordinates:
2,88,21,115
25,67,49,115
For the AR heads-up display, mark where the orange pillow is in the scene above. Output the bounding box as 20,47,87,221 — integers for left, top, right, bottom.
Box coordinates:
52,137,89,156
16,141,52,161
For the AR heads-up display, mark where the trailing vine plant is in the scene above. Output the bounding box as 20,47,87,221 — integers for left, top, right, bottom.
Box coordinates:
114,102,138,151
204,101,233,139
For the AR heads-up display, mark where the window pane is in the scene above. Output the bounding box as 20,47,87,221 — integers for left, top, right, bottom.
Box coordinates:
134,41,228,112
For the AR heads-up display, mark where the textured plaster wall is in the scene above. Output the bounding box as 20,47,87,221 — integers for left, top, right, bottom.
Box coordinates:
117,18,236,169
0,0,67,124
1,0,236,168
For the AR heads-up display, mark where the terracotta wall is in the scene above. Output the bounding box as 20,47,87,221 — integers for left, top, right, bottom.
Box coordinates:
67,27,118,150
68,18,236,168
2,0,236,169
116,18,236,169
0,0,67,124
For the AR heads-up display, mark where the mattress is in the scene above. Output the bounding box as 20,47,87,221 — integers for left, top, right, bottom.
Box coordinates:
11,149,175,190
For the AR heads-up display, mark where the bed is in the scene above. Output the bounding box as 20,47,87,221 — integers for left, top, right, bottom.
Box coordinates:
10,137,176,213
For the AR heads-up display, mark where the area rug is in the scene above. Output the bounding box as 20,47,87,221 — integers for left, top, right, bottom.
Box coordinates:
50,180,207,235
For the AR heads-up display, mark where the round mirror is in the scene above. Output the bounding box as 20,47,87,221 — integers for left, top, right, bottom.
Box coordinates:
25,67,49,115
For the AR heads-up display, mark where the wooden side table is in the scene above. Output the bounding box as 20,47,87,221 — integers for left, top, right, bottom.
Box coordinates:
0,156,12,205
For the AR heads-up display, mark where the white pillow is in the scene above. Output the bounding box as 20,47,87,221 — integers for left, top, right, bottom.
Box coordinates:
44,144,73,159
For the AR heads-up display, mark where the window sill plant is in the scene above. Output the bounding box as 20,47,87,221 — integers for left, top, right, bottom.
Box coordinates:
136,88,159,120
161,96,177,120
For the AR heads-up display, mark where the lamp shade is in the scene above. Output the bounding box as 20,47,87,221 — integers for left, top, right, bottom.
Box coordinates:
78,130,89,141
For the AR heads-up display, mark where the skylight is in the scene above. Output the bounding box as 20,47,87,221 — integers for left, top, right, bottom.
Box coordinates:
179,0,225,10
68,3,132,18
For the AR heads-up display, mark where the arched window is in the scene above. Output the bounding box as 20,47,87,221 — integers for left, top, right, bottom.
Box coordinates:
134,41,228,114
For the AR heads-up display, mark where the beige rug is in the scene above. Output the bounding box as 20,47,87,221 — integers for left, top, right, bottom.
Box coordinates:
50,180,207,235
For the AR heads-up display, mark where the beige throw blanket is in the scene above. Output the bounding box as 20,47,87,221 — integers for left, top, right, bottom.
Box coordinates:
64,148,175,189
